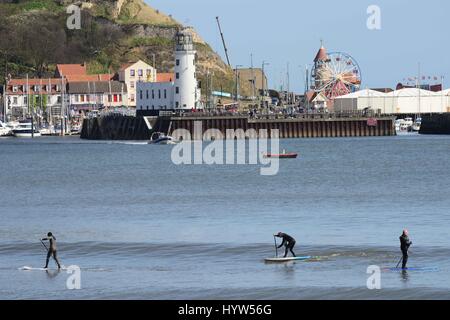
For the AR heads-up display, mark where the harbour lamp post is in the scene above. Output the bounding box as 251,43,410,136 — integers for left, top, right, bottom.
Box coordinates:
261,61,270,111
234,65,243,104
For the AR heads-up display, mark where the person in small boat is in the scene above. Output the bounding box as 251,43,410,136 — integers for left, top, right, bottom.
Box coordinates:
399,229,412,269
41,232,61,269
275,232,296,258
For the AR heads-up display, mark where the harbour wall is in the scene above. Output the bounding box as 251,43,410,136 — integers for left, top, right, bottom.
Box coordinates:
170,116,395,139
81,114,395,140
420,113,450,135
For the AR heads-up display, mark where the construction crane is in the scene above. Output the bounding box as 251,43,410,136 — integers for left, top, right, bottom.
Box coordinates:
216,16,231,67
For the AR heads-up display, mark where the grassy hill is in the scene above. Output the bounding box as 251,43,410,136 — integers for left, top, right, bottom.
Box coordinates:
0,0,244,96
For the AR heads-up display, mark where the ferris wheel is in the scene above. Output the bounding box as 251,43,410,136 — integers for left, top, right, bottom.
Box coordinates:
311,52,362,100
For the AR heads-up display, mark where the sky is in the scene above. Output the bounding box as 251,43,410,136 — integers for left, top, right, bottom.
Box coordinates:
146,0,450,93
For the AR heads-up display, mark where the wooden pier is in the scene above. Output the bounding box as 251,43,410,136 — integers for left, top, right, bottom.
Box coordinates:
81,113,395,140
170,115,395,139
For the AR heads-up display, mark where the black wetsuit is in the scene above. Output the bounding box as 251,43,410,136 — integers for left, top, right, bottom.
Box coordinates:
42,236,61,269
276,233,296,258
400,234,412,269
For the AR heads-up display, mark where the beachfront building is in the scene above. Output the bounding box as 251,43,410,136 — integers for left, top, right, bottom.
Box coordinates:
118,60,157,108
3,78,67,120
136,28,201,116
334,88,450,114
67,81,127,115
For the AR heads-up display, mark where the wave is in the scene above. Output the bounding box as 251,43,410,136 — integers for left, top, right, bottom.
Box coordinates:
1,242,449,261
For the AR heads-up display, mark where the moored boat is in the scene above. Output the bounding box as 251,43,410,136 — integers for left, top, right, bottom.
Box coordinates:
0,121,12,136
12,121,41,138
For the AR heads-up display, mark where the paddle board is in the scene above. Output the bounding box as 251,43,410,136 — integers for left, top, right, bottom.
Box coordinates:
383,267,439,273
19,266,67,271
264,256,312,263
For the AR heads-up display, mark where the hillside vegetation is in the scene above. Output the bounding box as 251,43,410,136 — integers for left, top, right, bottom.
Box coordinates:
0,0,245,95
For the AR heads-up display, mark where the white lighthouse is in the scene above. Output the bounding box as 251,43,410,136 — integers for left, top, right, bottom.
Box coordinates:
136,28,201,116
174,28,201,111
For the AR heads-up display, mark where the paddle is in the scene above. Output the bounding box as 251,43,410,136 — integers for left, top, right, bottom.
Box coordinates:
273,235,278,258
40,239,48,252
395,256,403,269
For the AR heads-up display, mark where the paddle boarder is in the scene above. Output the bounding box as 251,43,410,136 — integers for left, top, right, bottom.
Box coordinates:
41,232,61,269
274,232,296,258
399,229,412,270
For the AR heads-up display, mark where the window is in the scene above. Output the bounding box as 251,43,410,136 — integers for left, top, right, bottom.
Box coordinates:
152,90,155,99
130,81,135,89
146,106,149,110
80,95,85,102
138,69,143,77
12,86,18,93
158,90,161,99
108,95,112,103
114,94,118,103
176,59,180,66
13,97,18,104
119,95,122,102
146,90,149,99
176,87,179,94
74,95,79,102
146,69,152,79
164,89,167,99
57,96,62,103
24,97,28,104
131,94,135,102
46,85,50,92
140,90,143,100
176,101,179,108
34,85,40,92
176,73,179,79
130,69,135,77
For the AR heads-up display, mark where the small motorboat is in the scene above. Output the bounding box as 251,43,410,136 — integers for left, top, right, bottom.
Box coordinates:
149,132,177,145
12,121,41,138
412,117,422,132
263,150,298,159
0,121,12,137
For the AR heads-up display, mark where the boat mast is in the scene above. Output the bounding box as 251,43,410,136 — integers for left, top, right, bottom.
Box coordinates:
2,83,6,123
61,74,65,136
287,62,290,105
27,74,34,138
417,62,421,116
251,53,256,105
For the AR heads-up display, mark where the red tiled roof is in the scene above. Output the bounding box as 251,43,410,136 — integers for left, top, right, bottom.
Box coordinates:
314,46,329,62
157,73,174,82
6,78,64,94
306,90,317,102
56,64,87,77
65,74,114,82
119,62,136,72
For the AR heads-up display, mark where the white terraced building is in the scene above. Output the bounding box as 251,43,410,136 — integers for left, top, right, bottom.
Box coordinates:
136,28,201,116
334,88,450,114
